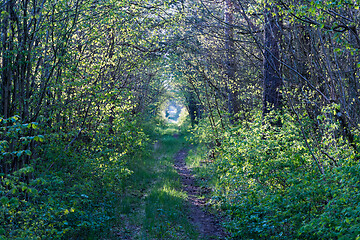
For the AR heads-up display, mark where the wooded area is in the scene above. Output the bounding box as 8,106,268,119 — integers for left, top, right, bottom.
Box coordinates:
1,0,360,238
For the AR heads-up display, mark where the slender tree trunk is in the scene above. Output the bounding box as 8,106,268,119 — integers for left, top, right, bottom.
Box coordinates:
263,3,282,116
225,0,240,123
1,0,12,119
348,28,360,123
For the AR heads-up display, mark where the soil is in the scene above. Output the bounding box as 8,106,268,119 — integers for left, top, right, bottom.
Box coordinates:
173,148,226,240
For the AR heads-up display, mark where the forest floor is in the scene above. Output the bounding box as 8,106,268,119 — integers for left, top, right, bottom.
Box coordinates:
108,125,226,239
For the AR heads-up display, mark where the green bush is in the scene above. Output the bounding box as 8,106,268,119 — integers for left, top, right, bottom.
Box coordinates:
0,115,150,239
196,111,360,239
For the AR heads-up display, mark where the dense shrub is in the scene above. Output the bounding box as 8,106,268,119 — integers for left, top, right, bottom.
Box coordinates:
0,115,149,239
194,111,360,239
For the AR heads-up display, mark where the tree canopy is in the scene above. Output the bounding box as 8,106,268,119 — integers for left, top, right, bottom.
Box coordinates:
1,0,360,238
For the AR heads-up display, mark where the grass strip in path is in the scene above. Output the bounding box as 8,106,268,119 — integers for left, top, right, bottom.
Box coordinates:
109,125,198,239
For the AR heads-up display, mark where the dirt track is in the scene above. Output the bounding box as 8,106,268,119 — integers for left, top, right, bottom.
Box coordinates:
173,148,226,240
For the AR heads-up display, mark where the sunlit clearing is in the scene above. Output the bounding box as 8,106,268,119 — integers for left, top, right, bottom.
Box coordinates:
164,100,188,124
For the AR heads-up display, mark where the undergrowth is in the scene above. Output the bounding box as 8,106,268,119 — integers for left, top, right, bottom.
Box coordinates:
190,109,360,239
0,110,199,239
109,121,198,239
0,115,148,239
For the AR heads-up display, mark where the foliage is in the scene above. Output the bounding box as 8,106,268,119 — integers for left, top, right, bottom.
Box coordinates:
192,111,360,239
1,0,182,237
2,0,360,238
0,110,149,239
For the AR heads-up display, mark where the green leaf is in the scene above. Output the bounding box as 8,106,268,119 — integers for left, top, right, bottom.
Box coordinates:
9,197,19,206
0,196,9,205
30,122,38,129
38,135,45,142
16,151,23,157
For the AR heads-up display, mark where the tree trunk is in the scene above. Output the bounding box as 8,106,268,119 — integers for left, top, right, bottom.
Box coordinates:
225,0,240,123
263,3,282,116
1,0,12,119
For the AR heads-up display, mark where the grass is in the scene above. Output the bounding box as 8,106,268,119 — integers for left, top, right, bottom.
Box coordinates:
185,145,216,189
184,142,225,219
108,123,198,239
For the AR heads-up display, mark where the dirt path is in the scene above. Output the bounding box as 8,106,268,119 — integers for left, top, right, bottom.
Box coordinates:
174,148,226,240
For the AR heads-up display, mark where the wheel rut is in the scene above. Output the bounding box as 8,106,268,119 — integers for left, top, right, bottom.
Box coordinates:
173,148,226,240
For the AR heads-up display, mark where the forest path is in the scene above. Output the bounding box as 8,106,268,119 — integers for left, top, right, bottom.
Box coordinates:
173,147,226,240
110,126,226,239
